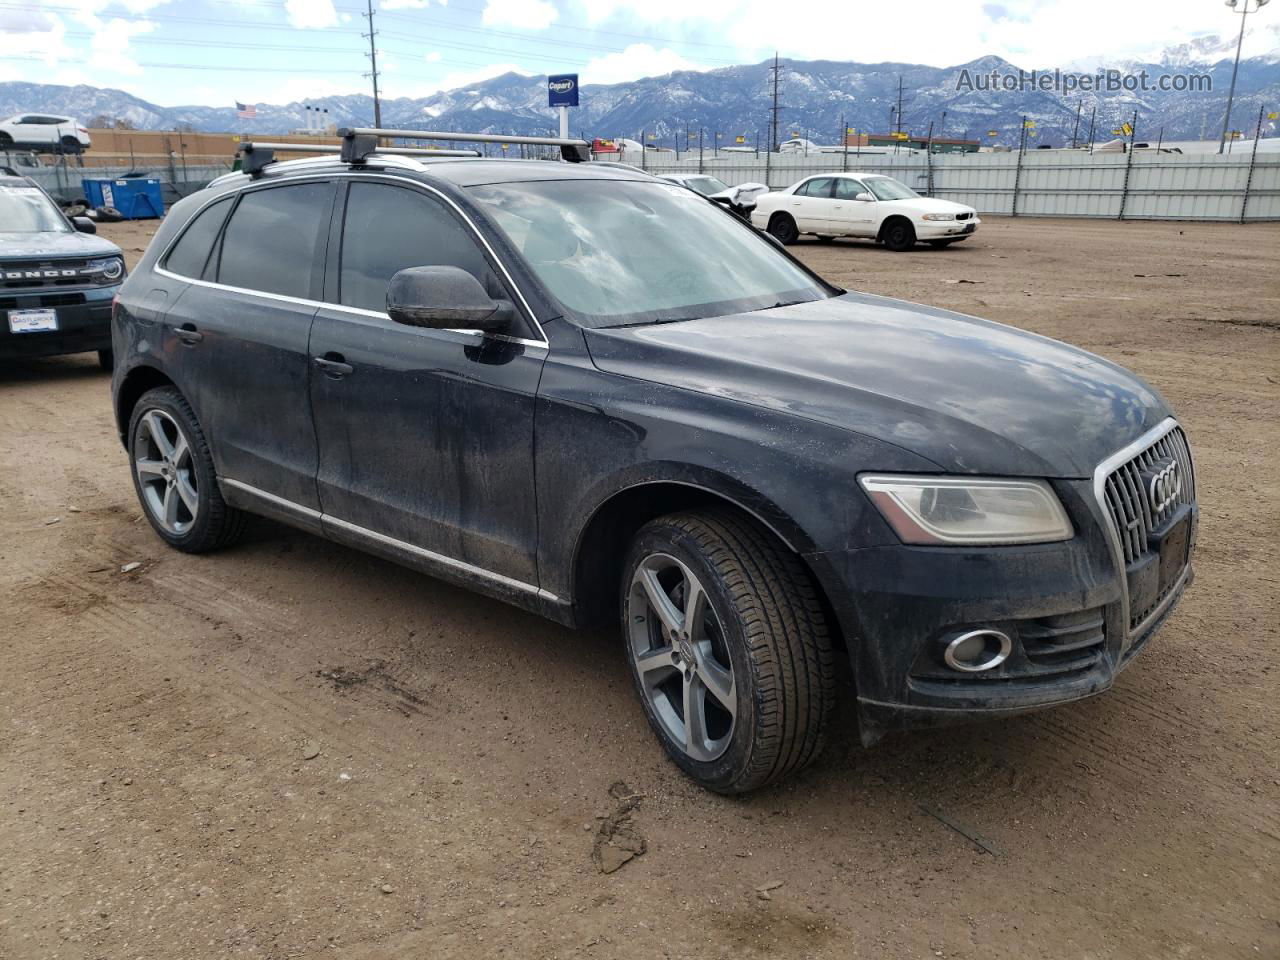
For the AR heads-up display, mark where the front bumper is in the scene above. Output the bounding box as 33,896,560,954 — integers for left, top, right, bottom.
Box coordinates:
917,216,981,239
0,285,116,360
807,477,1196,745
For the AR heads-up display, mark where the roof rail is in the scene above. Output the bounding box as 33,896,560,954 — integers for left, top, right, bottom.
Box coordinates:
337,127,592,164
237,140,481,178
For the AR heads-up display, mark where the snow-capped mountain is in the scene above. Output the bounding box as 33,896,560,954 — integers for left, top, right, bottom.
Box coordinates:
2,43,1276,147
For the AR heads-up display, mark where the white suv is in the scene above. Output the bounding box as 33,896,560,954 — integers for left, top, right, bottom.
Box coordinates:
0,114,92,153
751,173,979,251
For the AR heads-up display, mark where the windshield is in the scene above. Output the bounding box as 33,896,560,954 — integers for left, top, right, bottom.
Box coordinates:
681,176,729,196
469,179,831,328
864,177,920,201
0,183,68,233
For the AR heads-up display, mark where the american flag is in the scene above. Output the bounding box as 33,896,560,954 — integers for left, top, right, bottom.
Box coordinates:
236,101,257,119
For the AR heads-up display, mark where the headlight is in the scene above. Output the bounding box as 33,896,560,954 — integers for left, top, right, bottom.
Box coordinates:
88,256,125,282
921,213,956,221
859,475,1073,545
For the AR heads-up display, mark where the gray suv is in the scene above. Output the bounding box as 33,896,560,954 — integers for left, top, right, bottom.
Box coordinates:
110,129,1197,793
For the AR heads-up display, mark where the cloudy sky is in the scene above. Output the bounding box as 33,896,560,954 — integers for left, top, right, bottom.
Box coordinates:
2,0,1278,106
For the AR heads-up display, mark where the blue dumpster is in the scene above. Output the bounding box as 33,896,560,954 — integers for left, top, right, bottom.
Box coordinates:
83,178,164,219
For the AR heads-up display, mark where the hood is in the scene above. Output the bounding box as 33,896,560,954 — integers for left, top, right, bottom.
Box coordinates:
583,293,1169,478
0,230,123,260
890,195,973,214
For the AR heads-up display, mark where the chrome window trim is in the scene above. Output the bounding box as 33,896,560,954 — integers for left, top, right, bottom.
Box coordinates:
155,171,550,347
1091,416,1194,643
222,478,558,602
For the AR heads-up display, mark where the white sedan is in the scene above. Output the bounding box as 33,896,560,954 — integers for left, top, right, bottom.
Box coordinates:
751,173,980,251
0,114,92,153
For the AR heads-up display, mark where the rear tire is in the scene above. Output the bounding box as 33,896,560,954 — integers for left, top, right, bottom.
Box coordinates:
621,509,835,794
882,218,916,251
97,349,114,371
128,386,246,553
816,235,835,243
767,213,800,246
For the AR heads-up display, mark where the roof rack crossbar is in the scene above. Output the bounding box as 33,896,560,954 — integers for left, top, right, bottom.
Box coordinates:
238,140,482,177
338,127,591,163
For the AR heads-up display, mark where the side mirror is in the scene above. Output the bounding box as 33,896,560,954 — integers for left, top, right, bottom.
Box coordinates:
72,216,97,234
386,265,512,333
854,192,874,203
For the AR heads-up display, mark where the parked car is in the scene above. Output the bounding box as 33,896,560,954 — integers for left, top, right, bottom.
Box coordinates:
1,174,124,368
0,114,91,153
752,173,980,250
111,135,1197,794
658,173,768,218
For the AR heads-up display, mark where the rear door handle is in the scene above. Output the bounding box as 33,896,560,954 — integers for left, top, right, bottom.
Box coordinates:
174,323,203,345
312,353,354,378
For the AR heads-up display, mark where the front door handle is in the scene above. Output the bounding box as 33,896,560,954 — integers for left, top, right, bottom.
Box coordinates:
174,322,203,345
312,353,354,378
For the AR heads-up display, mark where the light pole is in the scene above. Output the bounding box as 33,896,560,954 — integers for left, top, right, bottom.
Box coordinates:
1219,0,1270,154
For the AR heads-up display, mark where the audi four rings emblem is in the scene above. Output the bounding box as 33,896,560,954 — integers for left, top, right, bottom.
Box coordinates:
1147,461,1181,514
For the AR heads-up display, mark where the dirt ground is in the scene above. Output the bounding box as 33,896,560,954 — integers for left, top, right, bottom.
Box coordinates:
2,216,1278,960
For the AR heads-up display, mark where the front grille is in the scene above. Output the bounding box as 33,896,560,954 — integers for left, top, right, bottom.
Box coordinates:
0,292,86,310
1019,608,1107,671
1,259,93,290
1101,426,1195,566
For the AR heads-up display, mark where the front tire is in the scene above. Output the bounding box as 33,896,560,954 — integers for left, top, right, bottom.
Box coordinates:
621,510,835,793
128,386,246,553
882,218,916,251
767,212,800,245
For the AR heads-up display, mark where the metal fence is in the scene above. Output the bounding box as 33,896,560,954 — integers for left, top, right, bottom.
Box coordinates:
20,159,235,209
635,148,1280,222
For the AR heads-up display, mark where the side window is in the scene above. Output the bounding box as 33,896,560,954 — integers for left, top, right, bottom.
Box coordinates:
799,178,833,198
163,196,232,280
338,182,490,313
217,182,332,299
834,179,867,200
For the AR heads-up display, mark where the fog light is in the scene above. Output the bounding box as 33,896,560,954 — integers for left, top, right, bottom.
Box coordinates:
943,629,1012,672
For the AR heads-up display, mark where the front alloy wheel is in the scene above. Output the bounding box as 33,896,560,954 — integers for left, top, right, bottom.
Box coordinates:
622,510,835,793
628,553,737,762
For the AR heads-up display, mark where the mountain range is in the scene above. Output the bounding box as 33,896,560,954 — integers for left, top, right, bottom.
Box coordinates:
2,41,1277,147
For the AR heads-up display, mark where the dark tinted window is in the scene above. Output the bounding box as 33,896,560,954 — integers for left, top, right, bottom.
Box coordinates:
164,196,231,279
338,182,489,312
797,178,833,198
218,182,331,298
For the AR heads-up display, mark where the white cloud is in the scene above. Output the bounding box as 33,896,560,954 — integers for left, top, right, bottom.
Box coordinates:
569,0,1280,67
87,17,155,75
482,0,557,30
582,43,705,85
284,0,338,29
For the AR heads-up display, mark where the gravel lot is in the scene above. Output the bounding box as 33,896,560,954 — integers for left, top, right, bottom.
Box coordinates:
2,216,1277,959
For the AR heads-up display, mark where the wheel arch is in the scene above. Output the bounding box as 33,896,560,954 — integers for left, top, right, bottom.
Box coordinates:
877,214,915,241
567,472,829,632
115,363,178,449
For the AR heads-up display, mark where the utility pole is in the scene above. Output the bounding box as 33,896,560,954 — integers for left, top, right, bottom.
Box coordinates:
895,75,904,134
362,0,382,127
1219,0,1270,154
1071,101,1082,149
939,109,947,139
1087,104,1097,153
769,52,781,153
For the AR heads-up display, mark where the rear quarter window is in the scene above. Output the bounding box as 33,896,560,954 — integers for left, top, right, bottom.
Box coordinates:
216,182,333,299
163,196,232,280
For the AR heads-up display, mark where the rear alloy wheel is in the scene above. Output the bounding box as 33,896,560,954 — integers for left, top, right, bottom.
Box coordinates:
882,219,916,251
767,213,800,245
128,386,246,553
622,510,835,793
